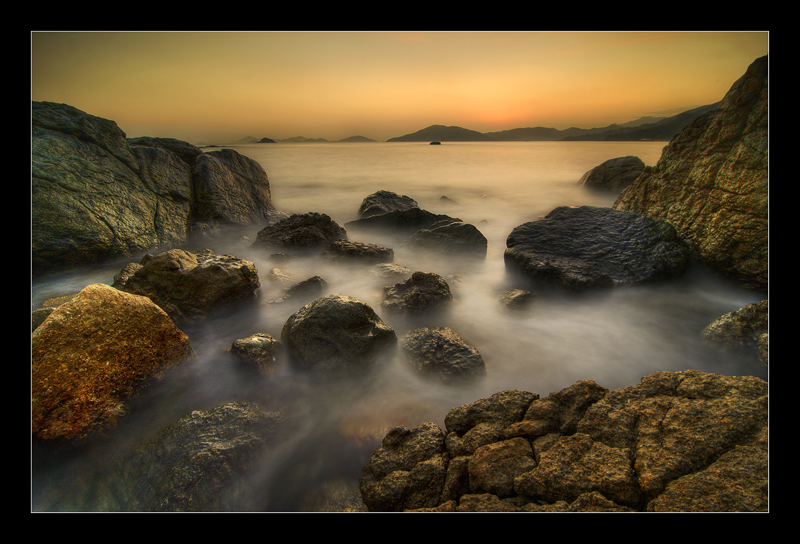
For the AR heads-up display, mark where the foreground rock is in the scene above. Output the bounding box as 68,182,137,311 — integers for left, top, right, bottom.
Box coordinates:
400,327,486,385
281,294,397,378
614,56,768,292
360,370,768,512
32,284,194,442
115,402,287,511
253,212,347,252
381,272,454,316
504,205,691,292
32,101,275,276
229,333,282,375
579,155,646,191
112,249,260,324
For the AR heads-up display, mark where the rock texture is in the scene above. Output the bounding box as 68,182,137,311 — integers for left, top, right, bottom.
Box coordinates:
229,333,282,375
381,272,454,316
614,56,768,292
400,327,486,384
702,300,769,367
112,249,260,324
579,155,646,191
31,284,194,442
32,101,276,277
281,294,397,378
357,190,419,218
504,205,691,292
360,370,768,512
253,212,347,252
322,240,394,264
403,219,488,260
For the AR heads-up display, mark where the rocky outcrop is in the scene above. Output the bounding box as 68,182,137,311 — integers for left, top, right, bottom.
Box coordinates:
360,370,768,512
504,205,691,292
112,249,260,324
253,212,347,252
400,327,486,385
31,284,194,442
381,272,454,316
579,155,645,191
614,56,768,292
281,294,397,378
115,402,287,512
32,101,276,277
357,190,419,218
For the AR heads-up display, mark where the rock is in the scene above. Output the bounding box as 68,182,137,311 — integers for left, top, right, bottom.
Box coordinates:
381,271,453,316
322,240,394,264
614,56,768,292
116,402,286,511
230,333,282,375
359,422,448,512
357,190,419,218
31,284,194,442
32,102,277,277
400,326,486,385
253,212,347,252
361,370,768,511
345,207,456,234
280,294,397,378
504,205,691,292
275,276,328,304
499,289,535,310
112,248,260,323
702,300,768,366
371,263,412,282
579,155,646,191
403,219,488,259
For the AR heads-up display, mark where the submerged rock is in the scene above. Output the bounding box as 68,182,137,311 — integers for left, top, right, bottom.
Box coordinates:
381,271,453,316
322,240,394,264
579,155,646,191
400,326,486,385
230,333,282,375
702,299,769,367
504,205,691,292
403,219,487,260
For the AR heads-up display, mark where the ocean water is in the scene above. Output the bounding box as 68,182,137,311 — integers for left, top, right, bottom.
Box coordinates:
31,141,767,512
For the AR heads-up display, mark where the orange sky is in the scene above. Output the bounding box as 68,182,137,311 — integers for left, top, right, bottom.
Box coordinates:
30,31,769,144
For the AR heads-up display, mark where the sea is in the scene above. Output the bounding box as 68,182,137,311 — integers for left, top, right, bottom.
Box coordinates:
30,140,768,512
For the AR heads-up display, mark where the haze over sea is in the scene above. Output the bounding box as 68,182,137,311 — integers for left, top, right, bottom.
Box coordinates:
31,140,766,512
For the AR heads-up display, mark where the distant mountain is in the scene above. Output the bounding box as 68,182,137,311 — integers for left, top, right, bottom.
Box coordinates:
276,136,329,143
387,124,495,142
255,137,275,143
235,136,259,144
337,135,377,142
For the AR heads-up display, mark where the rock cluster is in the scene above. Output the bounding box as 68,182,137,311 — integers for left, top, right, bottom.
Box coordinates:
360,370,768,512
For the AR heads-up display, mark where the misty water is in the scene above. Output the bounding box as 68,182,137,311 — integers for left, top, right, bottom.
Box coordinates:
31,141,767,512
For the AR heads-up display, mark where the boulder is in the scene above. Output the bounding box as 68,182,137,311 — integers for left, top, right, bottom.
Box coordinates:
702,299,769,367
272,276,328,304
112,248,260,323
31,284,194,442
116,402,286,511
357,190,419,218
403,219,488,259
281,294,397,378
381,271,454,316
229,333,282,375
579,155,646,191
253,212,347,252
400,326,486,385
362,370,768,511
322,240,394,264
504,205,691,292
614,56,768,292
345,207,455,234
499,289,535,310
32,102,277,277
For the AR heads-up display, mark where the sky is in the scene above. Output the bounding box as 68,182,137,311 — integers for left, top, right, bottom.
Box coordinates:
30,31,769,144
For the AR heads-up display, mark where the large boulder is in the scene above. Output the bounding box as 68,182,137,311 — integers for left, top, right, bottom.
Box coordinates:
357,190,419,218
31,102,276,277
381,272,454,316
504,205,691,292
115,402,287,512
281,294,397,378
253,212,347,252
345,207,455,234
31,284,194,442
614,56,768,292
403,219,488,260
112,248,260,323
579,155,646,191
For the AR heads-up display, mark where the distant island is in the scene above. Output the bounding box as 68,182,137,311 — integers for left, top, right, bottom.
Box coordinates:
221,102,719,146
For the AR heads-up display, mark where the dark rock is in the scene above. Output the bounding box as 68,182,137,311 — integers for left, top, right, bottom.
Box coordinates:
229,333,282,375
280,294,397,378
614,56,768,292
253,212,347,252
357,190,419,218
403,219,488,259
702,300,768,358
400,326,486,385
116,402,286,512
112,248,260,323
31,284,194,442
322,240,394,264
345,207,455,234
499,289,535,310
128,136,203,167
381,271,453,317
276,276,328,304
579,155,645,191
504,205,691,292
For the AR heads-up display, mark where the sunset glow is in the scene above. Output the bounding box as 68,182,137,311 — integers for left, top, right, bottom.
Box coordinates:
31,31,769,144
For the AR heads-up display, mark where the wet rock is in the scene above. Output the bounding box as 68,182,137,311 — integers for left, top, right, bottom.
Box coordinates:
499,289,535,310
253,212,347,252
403,219,487,259
281,294,397,378
112,248,260,324
400,326,486,385
357,190,419,218
345,207,455,234
322,239,394,264
230,333,282,375
504,205,691,292
579,155,645,191
381,271,453,316
31,284,194,442
371,263,412,282
116,402,286,512
702,300,768,367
